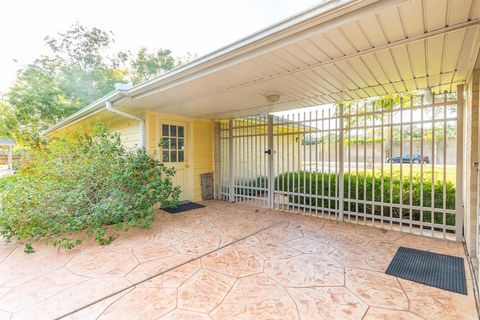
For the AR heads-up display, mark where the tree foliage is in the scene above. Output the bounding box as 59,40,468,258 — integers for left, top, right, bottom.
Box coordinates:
2,24,194,146
129,48,176,84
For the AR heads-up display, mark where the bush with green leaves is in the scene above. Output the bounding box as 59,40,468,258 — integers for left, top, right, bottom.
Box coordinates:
274,171,456,226
0,125,180,250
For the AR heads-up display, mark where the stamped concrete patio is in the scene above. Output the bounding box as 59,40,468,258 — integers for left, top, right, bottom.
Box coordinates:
0,201,476,320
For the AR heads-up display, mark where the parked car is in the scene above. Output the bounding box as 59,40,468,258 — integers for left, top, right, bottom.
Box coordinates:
386,153,430,164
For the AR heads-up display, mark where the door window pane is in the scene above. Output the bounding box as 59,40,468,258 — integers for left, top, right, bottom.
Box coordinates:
162,124,169,136
160,138,169,148
170,125,177,136
162,151,169,162
160,124,185,163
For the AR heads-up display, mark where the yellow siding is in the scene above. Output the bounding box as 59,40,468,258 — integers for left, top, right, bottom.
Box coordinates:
192,120,214,201
49,110,143,151
145,112,214,202
145,113,158,158
109,118,141,150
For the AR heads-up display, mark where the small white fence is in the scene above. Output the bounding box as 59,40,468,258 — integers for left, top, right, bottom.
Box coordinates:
217,90,464,241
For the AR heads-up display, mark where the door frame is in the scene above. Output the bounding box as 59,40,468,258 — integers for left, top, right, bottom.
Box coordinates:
147,111,195,201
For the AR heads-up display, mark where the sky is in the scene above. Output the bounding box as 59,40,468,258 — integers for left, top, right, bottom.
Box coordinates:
0,0,322,95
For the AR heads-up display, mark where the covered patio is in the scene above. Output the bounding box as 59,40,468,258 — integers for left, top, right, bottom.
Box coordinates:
0,201,475,319
26,0,480,318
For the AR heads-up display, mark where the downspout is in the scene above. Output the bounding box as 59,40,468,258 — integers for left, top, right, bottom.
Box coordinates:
105,100,146,149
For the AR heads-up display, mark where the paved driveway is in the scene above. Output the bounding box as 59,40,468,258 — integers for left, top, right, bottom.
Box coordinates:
0,201,476,319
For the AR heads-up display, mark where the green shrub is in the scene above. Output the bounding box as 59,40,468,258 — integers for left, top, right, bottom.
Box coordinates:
275,171,456,226
0,125,180,250
234,176,268,196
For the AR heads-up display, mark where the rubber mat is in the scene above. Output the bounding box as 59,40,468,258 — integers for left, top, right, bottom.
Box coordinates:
162,201,206,213
385,246,467,295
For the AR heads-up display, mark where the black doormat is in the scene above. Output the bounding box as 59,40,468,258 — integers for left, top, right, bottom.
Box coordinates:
385,246,467,295
162,202,205,214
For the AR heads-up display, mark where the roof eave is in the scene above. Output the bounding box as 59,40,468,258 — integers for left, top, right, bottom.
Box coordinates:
42,90,124,136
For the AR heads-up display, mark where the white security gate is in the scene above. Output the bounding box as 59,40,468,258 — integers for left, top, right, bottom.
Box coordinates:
217,90,464,240
219,116,270,206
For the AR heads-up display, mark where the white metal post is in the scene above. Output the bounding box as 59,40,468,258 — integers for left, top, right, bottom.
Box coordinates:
213,121,221,200
228,119,235,203
338,104,344,220
456,84,465,241
268,114,274,208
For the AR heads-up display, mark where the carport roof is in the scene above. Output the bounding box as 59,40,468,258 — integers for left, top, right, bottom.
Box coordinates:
45,0,480,135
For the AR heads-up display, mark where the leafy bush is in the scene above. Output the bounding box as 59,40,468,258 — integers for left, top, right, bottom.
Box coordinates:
0,125,180,250
234,176,268,196
275,171,456,226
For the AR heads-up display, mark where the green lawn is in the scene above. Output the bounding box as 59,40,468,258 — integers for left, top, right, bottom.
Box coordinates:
351,164,456,185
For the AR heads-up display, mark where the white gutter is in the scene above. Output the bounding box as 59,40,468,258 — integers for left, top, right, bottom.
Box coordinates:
105,100,145,149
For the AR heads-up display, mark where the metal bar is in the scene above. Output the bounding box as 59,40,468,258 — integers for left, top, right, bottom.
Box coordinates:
268,114,274,208
228,119,234,202
443,92,448,239
303,111,307,214
363,103,367,225
409,97,414,233
347,108,352,221
297,113,302,213
389,99,394,230
321,109,325,217
328,108,332,218
287,113,291,212
214,121,221,200
338,103,344,220
372,100,376,226
254,118,258,205
399,97,404,231
356,103,360,223
420,95,424,236
264,115,268,206
431,94,436,233
455,84,464,241
380,100,385,228
309,111,313,215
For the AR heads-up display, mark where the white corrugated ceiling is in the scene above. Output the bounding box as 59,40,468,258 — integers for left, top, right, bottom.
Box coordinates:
119,0,480,118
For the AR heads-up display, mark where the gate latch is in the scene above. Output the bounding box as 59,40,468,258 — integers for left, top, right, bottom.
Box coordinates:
265,150,272,155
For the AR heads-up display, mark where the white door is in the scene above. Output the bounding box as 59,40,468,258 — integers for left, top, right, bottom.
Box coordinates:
159,121,191,201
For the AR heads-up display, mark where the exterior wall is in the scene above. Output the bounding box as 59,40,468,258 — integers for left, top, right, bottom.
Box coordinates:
192,121,214,201
49,110,143,151
109,118,141,150
50,109,214,202
465,70,480,278
145,111,214,202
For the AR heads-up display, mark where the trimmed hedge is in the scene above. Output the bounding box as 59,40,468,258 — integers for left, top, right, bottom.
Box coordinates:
274,171,456,226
